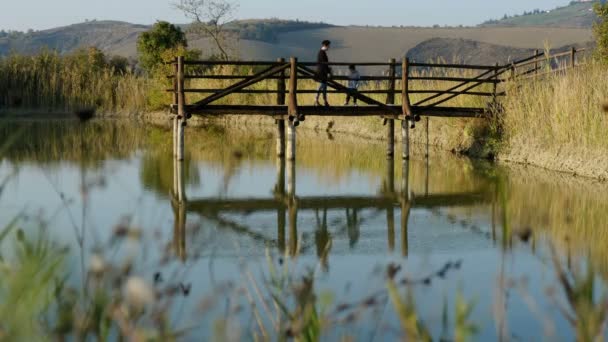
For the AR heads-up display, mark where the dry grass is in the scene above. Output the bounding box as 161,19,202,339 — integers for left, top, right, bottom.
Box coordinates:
502,61,608,150
0,51,148,114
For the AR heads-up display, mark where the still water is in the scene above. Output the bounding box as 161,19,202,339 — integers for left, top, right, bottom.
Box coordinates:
1,119,607,340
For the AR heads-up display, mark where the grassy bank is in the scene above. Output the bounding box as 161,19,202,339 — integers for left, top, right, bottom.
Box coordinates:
499,61,608,179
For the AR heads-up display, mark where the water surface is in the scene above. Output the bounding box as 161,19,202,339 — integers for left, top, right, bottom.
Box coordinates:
1,119,607,340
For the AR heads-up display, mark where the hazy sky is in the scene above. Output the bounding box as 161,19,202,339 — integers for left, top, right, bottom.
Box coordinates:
1,0,571,31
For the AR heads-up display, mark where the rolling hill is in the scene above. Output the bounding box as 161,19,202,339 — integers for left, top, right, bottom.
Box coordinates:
0,20,594,66
406,37,594,65
481,1,599,28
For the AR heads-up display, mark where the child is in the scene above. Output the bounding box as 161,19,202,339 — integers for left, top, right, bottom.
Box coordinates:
344,64,361,106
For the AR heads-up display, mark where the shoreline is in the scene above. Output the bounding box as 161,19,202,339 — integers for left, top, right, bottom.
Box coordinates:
3,110,607,181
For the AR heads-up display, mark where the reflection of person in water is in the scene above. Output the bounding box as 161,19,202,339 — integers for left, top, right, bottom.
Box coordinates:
315,208,332,271
346,208,361,248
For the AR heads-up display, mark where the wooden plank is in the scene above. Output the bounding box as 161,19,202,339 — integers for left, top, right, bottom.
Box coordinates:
171,89,501,96
410,76,501,83
299,62,393,66
183,104,484,117
409,62,499,70
184,75,396,81
184,60,282,66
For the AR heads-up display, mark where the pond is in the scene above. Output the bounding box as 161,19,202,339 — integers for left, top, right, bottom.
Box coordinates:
0,118,607,340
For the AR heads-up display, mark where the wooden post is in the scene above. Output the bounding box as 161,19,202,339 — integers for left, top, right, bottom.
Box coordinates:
287,121,296,161
173,57,179,108
534,49,539,76
492,63,499,100
277,58,286,105
177,56,186,161
173,116,179,158
177,119,185,161
287,160,296,199
276,58,286,158
510,61,516,81
287,58,298,161
402,58,414,129
386,58,396,104
401,120,409,160
288,57,298,120
386,58,396,158
277,120,286,158
570,47,576,69
173,57,179,159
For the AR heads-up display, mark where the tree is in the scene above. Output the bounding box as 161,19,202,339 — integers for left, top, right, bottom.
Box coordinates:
174,0,237,60
137,21,187,73
593,3,608,63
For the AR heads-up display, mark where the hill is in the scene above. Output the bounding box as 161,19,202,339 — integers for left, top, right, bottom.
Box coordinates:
0,21,148,56
406,37,594,65
0,20,594,65
481,1,599,28
0,19,333,57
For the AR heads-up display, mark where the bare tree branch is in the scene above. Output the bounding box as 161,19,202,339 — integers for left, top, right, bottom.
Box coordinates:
174,0,238,60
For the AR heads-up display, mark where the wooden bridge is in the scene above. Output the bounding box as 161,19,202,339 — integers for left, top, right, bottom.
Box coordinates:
167,47,583,161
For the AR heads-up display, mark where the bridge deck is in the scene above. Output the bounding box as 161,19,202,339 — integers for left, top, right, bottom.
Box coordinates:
182,105,485,118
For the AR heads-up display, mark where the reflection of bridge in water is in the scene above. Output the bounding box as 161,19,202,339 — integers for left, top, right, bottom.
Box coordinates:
170,156,498,262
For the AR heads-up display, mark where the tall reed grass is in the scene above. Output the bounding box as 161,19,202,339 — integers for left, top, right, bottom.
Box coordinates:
0,49,148,114
502,61,608,151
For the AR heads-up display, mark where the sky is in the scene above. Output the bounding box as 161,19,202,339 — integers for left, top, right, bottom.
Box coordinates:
1,0,572,32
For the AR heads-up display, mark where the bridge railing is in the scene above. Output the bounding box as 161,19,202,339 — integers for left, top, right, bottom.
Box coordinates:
166,47,583,120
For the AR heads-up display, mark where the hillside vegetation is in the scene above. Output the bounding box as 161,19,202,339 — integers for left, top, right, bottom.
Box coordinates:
481,1,597,28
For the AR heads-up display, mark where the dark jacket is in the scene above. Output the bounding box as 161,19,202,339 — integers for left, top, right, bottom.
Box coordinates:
316,49,331,81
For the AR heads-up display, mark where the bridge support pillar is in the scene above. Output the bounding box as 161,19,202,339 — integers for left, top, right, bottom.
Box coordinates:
276,119,286,158
401,120,410,160
176,119,185,161
173,116,179,158
176,55,186,162
287,121,296,161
